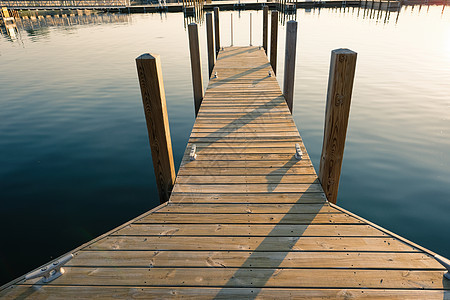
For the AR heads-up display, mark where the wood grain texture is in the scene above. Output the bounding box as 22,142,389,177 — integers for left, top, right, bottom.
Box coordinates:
270,11,278,74
169,192,327,203
206,13,215,78
135,54,175,203
134,212,360,225
263,6,268,54
20,268,450,290
214,7,220,55
87,236,416,252
283,20,298,113
2,287,449,300
319,49,357,204
188,23,204,116
69,251,440,269
3,47,446,298
112,223,387,237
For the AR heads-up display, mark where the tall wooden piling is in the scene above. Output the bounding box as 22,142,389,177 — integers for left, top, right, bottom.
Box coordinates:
249,13,252,46
270,10,278,74
231,13,233,46
319,49,357,204
214,7,220,56
188,23,204,116
262,6,269,54
206,12,215,77
136,53,176,204
283,20,298,113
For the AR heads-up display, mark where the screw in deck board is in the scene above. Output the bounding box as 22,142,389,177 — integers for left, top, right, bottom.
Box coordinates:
188,23,204,116
270,10,278,75
214,7,220,56
135,53,176,204
318,49,357,204
262,5,268,54
283,20,298,113
206,12,215,78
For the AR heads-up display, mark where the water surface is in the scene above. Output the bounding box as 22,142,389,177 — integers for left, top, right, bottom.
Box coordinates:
0,5,449,285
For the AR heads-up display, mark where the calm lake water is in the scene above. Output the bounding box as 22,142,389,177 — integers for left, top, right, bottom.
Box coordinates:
0,5,449,285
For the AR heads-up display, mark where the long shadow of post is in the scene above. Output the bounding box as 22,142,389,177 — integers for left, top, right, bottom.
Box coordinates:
184,91,287,163
207,63,271,89
214,185,326,299
216,47,259,60
185,47,326,297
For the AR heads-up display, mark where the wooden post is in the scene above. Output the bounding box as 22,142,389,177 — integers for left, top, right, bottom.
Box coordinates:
206,12,215,77
283,20,298,113
318,49,357,204
135,53,176,204
262,5,268,54
249,13,252,46
214,7,220,56
230,13,233,46
188,23,204,116
270,10,278,75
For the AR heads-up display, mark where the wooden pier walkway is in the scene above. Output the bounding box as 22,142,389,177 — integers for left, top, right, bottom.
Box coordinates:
1,46,449,299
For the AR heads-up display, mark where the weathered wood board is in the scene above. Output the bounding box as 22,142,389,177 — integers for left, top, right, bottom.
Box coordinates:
1,46,448,299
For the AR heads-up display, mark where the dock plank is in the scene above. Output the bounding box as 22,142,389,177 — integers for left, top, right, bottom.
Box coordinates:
68,251,442,269
112,224,387,237
2,287,449,300
134,213,361,224
87,236,416,252
21,268,449,290
2,46,447,298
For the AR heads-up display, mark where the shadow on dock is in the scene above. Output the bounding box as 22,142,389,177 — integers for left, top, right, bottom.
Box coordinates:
214,185,324,299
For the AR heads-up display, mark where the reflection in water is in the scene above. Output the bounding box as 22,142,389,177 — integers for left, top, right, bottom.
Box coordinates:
300,2,448,25
2,1,446,41
182,0,205,27
0,2,449,287
1,11,130,42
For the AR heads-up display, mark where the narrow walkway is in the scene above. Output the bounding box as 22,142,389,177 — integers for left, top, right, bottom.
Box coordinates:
1,46,448,299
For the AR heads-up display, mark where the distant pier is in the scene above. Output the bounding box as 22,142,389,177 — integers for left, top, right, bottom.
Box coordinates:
3,0,445,13
1,8,450,297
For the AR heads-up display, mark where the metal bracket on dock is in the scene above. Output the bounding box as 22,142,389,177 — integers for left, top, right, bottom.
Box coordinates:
434,254,450,280
190,144,197,161
295,143,303,160
25,253,73,283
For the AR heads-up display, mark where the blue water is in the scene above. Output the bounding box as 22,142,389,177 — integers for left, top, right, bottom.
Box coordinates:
0,5,449,285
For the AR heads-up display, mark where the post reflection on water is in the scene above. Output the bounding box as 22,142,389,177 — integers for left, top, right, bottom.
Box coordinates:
0,2,449,287
1,11,131,41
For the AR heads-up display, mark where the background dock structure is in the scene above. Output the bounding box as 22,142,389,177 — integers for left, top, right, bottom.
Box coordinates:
3,0,442,13
1,12,450,299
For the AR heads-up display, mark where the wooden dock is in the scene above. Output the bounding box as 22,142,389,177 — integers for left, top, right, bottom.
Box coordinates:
1,46,449,299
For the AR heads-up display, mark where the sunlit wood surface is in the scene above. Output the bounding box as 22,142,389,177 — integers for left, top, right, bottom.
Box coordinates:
1,46,448,299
